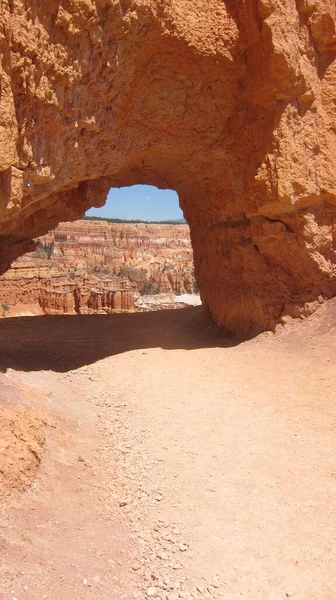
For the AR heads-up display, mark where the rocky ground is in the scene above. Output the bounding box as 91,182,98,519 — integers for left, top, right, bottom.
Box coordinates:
0,303,336,599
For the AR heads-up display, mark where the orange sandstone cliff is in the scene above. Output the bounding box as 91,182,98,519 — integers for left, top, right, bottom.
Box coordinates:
0,1,335,333
0,219,195,316
40,220,195,296
0,257,135,317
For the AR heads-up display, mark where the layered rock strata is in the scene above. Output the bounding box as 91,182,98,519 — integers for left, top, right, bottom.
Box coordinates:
0,218,195,316
39,220,195,296
0,257,135,316
0,1,335,332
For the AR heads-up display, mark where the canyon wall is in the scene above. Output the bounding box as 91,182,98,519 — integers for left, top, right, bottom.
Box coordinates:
0,1,335,333
0,219,195,316
40,219,196,295
0,257,135,317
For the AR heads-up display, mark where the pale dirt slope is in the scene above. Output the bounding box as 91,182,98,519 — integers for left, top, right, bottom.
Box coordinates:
0,303,336,599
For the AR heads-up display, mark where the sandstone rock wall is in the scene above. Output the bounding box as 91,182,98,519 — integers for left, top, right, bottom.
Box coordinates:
0,219,195,316
0,256,135,316
40,220,196,295
0,1,335,333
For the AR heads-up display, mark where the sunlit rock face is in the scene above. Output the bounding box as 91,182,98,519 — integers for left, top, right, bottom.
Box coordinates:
0,219,194,316
41,220,196,296
0,0,335,333
0,255,135,317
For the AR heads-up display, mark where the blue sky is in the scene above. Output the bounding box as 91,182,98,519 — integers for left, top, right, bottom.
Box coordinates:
86,185,184,221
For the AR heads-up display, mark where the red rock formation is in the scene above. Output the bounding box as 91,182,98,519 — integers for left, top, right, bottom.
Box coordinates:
0,1,335,333
0,379,46,498
0,252,135,317
0,219,195,316
39,287,76,315
39,220,196,296
74,282,135,314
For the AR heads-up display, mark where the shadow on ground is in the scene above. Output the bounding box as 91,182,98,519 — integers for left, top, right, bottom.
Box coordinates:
0,307,242,373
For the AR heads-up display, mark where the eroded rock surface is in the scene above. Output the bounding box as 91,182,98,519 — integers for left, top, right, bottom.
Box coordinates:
0,378,46,499
0,219,195,315
0,257,135,317
0,0,335,332
41,219,196,296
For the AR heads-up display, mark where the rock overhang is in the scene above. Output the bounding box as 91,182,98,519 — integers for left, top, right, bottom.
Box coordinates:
0,0,335,333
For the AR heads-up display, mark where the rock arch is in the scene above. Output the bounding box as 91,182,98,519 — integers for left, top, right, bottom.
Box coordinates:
0,0,335,333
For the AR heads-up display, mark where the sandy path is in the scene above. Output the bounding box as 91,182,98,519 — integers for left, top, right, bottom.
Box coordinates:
0,305,336,599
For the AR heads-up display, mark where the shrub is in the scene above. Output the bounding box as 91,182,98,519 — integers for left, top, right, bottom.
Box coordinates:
35,240,54,259
140,281,159,295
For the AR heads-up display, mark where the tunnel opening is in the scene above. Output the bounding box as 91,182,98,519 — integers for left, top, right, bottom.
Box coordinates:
86,185,184,224
0,0,335,335
0,185,201,319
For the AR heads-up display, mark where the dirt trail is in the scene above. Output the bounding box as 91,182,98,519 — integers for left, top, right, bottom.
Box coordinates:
0,305,336,600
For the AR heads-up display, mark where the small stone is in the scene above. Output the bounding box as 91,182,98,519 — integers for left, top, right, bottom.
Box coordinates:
147,587,158,597
163,579,175,590
83,578,88,586
166,593,179,600
119,501,127,507
165,535,175,543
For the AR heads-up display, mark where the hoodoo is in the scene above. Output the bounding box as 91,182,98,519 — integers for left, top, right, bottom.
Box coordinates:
0,0,335,333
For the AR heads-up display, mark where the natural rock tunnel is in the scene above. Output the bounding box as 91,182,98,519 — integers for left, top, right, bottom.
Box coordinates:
0,0,336,334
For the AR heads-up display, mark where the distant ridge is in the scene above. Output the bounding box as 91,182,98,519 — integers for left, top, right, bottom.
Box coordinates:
82,216,187,225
